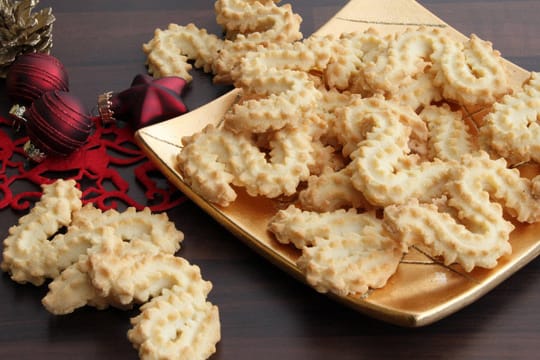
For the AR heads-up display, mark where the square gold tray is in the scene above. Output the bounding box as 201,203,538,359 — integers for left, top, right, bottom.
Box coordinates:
135,0,540,327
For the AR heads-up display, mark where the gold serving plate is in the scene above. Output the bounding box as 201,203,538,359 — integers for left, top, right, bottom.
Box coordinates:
135,0,540,327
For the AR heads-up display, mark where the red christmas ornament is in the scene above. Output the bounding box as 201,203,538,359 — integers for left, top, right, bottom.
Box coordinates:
5,57,186,162
98,74,188,129
6,53,69,105
21,91,93,162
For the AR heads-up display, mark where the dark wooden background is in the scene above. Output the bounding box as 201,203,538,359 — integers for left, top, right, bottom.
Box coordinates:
1,1,539,359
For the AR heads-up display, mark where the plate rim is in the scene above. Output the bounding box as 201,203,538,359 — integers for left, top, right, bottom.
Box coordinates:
134,0,540,327
134,90,540,327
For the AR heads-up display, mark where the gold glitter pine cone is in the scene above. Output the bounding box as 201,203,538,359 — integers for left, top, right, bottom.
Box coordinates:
0,0,55,77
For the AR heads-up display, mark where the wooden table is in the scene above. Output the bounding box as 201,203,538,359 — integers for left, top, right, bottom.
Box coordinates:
1,1,539,359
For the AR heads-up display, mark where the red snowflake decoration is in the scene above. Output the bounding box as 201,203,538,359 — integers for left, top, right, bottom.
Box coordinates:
0,115,186,211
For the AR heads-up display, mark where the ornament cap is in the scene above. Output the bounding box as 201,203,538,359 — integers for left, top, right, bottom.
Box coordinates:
8,104,27,131
96,74,188,130
23,140,47,163
97,91,116,125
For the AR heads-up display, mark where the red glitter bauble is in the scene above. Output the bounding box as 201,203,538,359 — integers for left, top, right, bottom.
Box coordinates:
6,53,69,105
25,91,93,160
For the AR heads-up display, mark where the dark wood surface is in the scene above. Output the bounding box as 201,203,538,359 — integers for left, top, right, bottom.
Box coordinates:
1,1,540,359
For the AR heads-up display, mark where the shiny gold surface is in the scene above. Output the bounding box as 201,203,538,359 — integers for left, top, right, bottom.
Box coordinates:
135,0,540,327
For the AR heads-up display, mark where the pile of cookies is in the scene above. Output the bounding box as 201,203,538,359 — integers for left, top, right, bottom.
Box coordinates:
1,179,220,360
145,1,540,298
143,0,302,83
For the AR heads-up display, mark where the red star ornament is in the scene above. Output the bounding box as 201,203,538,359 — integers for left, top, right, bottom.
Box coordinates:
99,74,188,130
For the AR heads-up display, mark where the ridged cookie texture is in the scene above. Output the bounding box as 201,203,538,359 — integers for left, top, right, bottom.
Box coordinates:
42,253,109,315
432,34,511,106
143,23,222,81
87,235,211,306
384,152,540,272
42,226,166,314
128,285,220,360
215,0,302,42
420,104,478,162
52,205,183,274
298,165,371,212
330,95,428,158
269,206,405,296
363,27,445,95
349,106,454,207
178,123,315,206
325,29,387,91
19,183,222,359
481,72,540,165
1,179,82,285
143,0,303,84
